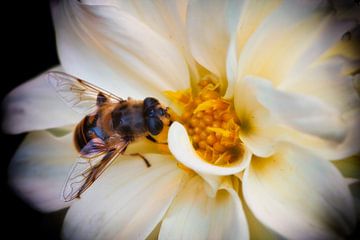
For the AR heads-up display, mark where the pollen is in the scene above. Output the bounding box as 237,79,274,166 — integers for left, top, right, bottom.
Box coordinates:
165,76,243,166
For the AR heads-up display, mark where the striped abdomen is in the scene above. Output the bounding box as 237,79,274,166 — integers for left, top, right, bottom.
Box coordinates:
74,114,105,152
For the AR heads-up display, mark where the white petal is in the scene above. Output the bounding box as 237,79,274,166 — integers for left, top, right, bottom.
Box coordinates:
159,176,249,240
83,0,198,79
279,57,360,116
234,77,283,157
63,154,183,240
9,131,76,212
240,75,359,160
187,0,243,91
345,178,359,185
197,173,224,198
111,0,195,68
243,144,356,239
242,197,281,240
239,130,278,158
168,122,251,175
286,65,360,154
52,0,189,102
225,0,282,98
224,35,238,99
326,109,360,159
2,67,82,134
283,109,360,160
236,104,282,158
236,1,353,86
282,18,355,83
234,0,282,55
245,76,346,142
93,0,188,46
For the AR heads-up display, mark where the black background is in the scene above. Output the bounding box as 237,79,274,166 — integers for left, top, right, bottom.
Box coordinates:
1,0,63,239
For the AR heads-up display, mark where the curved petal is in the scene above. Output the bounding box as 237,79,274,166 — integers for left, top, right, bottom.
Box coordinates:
236,74,359,160
234,77,283,157
224,0,282,98
9,131,76,212
224,36,238,99
234,0,282,56
245,76,347,142
110,0,196,69
63,154,183,240
168,122,252,175
282,109,360,161
52,0,189,103
237,168,281,240
197,174,224,198
283,16,356,82
2,67,82,134
238,127,280,158
88,0,189,48
82,0,199,80
240,189,281,240
279,57,360,116
159,176,249,240
243,144,356,239
237,1,354,86
187,0,243,92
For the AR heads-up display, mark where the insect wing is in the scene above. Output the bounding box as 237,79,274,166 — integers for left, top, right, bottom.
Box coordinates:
48,71,123,115
61,138,129,202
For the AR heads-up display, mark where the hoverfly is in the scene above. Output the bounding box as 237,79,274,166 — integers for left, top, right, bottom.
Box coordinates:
48,72,171,202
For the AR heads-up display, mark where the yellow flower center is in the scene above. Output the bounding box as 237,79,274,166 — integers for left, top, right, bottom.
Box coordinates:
165,76,243,166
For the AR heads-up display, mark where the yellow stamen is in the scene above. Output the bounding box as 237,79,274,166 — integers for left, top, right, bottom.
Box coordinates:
206,127,232,138
166,77,243,166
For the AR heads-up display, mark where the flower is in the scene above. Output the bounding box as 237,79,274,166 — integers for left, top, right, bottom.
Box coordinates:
3,0,359,239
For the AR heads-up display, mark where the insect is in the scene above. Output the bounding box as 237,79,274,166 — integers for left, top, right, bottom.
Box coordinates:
48,71,172,202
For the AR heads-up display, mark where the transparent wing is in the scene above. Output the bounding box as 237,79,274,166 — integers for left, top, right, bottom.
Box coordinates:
61,138,129,202
48,71,123,115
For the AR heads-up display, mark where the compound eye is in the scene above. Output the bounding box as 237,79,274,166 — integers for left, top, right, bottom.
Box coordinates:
144,97,159,109
147,108,156,117
158,108,165,116
147,117,163,135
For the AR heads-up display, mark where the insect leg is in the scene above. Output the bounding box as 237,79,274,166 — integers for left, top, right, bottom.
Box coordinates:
146,135,168,145
129,153,151,167
119,141,150,167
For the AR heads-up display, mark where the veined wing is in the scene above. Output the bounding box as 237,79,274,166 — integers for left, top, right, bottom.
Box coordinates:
48,71,123,115
61,138,129,202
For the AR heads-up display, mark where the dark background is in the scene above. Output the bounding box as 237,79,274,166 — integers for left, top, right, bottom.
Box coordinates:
1,0,63,239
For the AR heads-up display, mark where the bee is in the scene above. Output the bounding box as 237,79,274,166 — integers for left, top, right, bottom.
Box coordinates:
48,72,172,202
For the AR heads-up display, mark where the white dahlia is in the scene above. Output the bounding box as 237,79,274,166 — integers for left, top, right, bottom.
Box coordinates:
3,0,359,239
